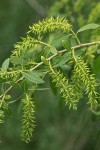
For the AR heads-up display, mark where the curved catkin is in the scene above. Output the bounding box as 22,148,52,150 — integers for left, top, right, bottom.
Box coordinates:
12,36,37,57
71,69,83,101
21,94,35,143
28,17,71,35
11,17,71,58
50,70,78,110
73,57,98,106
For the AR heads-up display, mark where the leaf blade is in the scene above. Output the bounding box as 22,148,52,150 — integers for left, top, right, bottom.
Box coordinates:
62,40,72,51
22,71,44,84
53,52,71,67
1,58,9,71
50,46,57,54
77,23,100,34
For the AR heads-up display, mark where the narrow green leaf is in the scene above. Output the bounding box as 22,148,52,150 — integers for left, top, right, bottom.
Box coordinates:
50,34,71,48
30,70,46,77
53,52,71,67
22,71,44,84
77,23,100,33
10,56,27,65
50,46,57,54
1,58,9,71
70,36,77,47
62,40,72,51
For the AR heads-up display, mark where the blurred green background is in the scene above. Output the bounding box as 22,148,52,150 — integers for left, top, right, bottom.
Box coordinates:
0,0,100,150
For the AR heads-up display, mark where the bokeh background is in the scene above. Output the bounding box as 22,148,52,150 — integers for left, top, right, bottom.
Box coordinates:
0,0,100,150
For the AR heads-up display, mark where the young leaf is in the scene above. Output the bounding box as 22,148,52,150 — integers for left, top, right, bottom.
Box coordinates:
1,58,9,71
41,56,49,65
53,52,71,67
50,33,71,48
77,23,100,34
62,40,72,51
70,36,77,46
50,46,57,54
10,56,26,65
22,71,44,84
30,70,46,77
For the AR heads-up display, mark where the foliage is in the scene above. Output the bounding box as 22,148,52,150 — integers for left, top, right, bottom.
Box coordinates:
0,16,100,143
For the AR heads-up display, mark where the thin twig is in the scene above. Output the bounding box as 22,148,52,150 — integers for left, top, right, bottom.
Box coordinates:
0,41,100,99
72,41,100,49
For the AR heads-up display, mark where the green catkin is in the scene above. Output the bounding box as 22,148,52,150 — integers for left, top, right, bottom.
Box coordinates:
21,94,35,143
12,36,37,57
28,17,71,35
73,57,98,107
71,70,83,102
50,70,78,110
12,17,71,58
